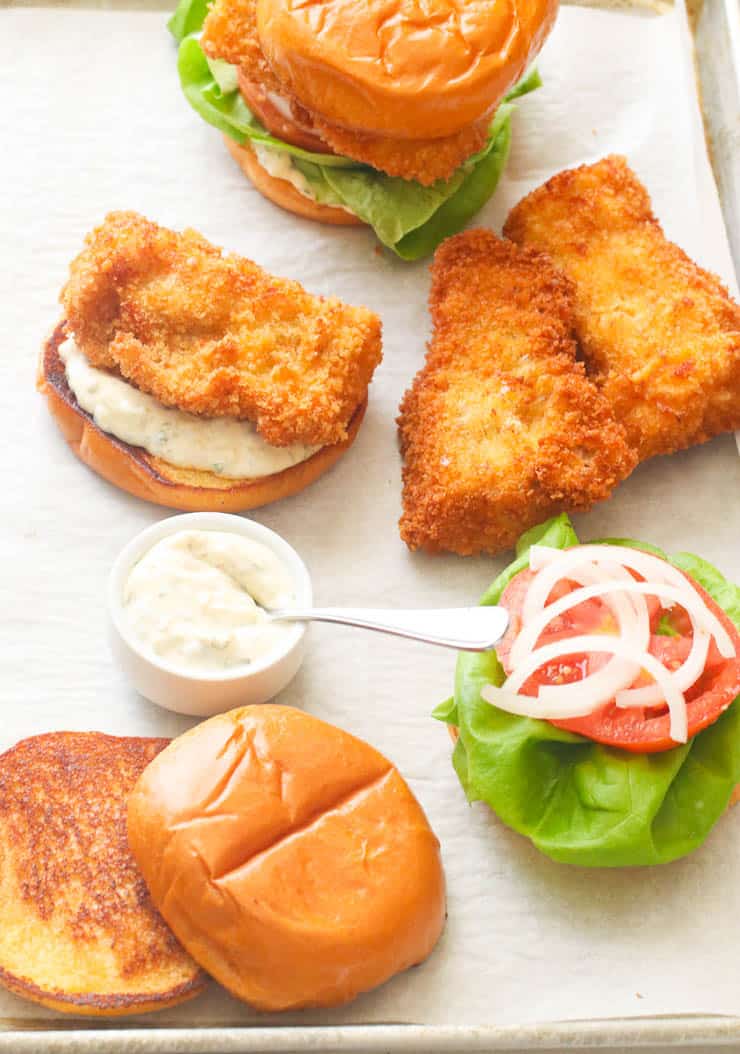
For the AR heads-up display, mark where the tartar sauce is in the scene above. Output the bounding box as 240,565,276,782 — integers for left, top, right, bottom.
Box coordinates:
122,530,296,673
251,144,356,217
60,338,319,478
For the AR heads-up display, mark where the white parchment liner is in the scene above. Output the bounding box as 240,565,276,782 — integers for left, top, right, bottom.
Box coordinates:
1,0,739,1031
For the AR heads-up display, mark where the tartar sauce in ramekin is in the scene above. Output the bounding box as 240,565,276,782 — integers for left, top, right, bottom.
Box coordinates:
122,530,296,674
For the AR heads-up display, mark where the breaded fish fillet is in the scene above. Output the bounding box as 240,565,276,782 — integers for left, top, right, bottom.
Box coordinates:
202,0,282,93
504,155,740,460
201,0,488,185
310,115,489,188
397,230,637,556
62,212,382,448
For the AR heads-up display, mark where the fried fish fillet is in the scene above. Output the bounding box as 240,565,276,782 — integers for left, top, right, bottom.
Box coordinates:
504,155,740,461
309,115,490,188
0,733,206,1015
62,212,382,448
202,0,281,91
397,230,637,556
201,0,488,185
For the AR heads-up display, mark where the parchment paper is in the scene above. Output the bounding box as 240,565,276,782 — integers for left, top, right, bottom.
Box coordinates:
2,0,740,1031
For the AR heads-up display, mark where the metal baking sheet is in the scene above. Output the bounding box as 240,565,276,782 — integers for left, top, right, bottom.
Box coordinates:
2,0,739,1049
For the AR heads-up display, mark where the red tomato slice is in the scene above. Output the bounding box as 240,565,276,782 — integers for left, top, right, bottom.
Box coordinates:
497,564,740,754
237,72,334,155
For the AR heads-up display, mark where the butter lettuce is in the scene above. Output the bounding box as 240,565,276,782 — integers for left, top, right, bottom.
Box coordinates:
168,0,540,259
433,514,740,867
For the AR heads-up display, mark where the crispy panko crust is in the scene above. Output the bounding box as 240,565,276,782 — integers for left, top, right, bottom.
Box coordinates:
202,0,283,93
309,115,490,187
201,0,487,185
61,212,382,448
504,155,740,461
397,230,637,556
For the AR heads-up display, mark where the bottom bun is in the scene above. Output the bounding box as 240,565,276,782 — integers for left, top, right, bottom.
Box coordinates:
39,322,366,512
224,137,364,227
0,733,206,1017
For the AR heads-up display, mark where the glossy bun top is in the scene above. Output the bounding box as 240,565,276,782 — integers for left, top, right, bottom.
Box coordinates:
257,0,558,139
127,705,445,1011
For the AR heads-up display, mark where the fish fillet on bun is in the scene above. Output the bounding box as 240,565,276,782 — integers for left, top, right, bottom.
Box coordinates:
169,0,557,258
38,211,381,511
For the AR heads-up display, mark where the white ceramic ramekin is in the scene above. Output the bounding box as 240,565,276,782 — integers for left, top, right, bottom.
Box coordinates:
107,512,312,717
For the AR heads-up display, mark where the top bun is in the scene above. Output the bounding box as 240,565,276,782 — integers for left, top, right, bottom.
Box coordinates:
257,0,558,139
127,705,445,1011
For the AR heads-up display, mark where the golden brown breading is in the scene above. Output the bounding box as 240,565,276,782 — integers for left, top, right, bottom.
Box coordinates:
504,155,740,461
310,115,489,187
397,230,637,556
201,0,487,185
202,0,283,94
62,212,382,448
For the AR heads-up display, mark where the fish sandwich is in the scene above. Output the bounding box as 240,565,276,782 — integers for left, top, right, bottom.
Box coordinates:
169,0,557,258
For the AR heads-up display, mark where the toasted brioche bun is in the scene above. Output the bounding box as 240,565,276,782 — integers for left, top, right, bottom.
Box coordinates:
257,0,558,140
127,705,446,1012
39,322,366,512
0,733,206,1017
224,137,364,227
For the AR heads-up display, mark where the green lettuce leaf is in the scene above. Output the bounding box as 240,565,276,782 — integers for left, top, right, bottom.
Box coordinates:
168,0,209,42
436,514,740,867
176,36,359,167
168,0,539,257
394,110,512,261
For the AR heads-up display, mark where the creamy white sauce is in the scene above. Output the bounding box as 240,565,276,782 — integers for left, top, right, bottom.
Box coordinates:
123,530,296,673
252,144,356,217
60,338,319,478
253,143,319,199
264,90,295,122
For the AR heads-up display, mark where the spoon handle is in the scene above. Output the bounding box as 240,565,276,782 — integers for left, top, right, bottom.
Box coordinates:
267,606,509,652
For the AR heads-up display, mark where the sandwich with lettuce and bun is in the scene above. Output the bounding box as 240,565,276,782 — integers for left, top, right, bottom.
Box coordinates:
169,0,555,259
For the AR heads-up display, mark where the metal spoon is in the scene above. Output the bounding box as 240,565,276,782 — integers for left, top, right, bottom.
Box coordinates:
266,606,509,652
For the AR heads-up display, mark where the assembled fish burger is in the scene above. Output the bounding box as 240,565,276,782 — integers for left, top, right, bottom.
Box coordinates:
169,0,556,258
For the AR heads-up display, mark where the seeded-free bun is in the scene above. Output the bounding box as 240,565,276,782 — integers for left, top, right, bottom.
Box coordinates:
257,0,558,139
127,705,446,1011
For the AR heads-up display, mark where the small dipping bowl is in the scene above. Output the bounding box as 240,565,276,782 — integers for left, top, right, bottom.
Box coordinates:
108,512,312,717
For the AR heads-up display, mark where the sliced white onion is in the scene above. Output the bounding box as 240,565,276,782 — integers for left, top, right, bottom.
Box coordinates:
526,546,734,657
509,561,651,714
482,683,601,720
482,544,735,745
505,633,641,713
510,578,733,710
581,559,666,620
509,577,651,669
525,544,700,624
484,633,688,742
484,658,642,718
616,631,710,708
